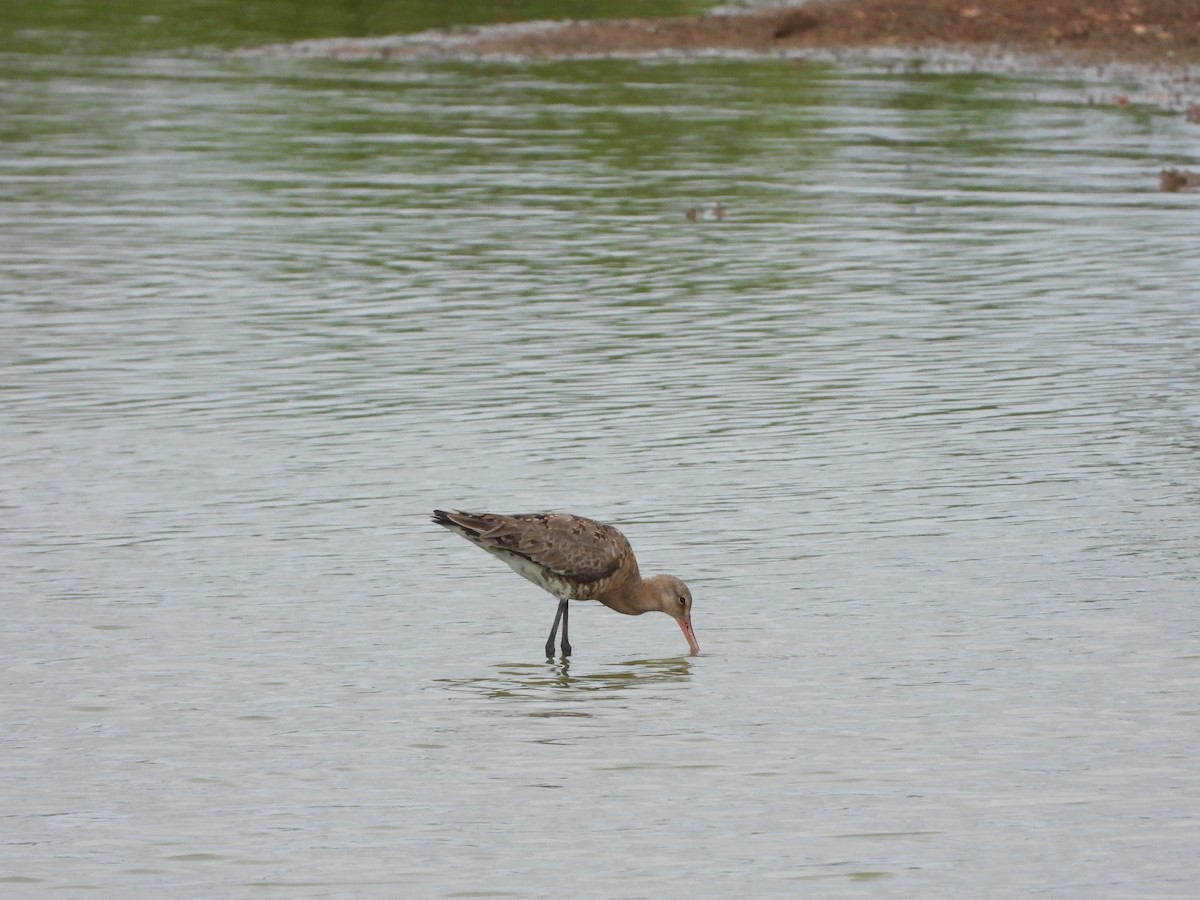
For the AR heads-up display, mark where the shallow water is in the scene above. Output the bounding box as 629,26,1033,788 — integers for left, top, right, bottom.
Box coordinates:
3,18,1200,899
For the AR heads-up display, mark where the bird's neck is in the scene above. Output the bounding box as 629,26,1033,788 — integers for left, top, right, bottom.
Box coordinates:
602,572,661,617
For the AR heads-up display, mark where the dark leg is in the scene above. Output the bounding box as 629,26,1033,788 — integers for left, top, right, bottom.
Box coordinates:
561,600,572,657
545,600,566,659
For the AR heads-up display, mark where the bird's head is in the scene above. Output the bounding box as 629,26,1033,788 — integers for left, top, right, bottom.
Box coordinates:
645,574,699,655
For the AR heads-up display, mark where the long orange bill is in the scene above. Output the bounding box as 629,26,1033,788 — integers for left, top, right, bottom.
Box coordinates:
678,617,700,655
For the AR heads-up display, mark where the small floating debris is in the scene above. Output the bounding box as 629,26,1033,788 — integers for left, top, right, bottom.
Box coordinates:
1160,168,1200,192
685,203,728,222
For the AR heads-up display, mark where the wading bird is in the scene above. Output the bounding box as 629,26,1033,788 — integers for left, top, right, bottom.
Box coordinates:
432,509,699,658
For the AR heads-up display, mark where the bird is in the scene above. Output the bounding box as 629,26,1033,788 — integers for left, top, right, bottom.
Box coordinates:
432,509,699,659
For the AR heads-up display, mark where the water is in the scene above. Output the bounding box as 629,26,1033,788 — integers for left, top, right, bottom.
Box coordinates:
2,10,1200,898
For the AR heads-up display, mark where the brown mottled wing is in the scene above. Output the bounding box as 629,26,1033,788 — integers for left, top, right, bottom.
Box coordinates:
446,511,629,584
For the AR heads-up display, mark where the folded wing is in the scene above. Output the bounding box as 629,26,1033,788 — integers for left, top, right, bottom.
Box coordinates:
433,510,631,584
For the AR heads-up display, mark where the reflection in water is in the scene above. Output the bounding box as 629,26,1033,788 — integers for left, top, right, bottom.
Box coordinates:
0,0,712,55
436,656,693,709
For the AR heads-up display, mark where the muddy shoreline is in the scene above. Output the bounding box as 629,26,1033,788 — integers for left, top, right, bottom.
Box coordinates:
237,0,1200,113
239,1,1200,63
432,1,1199,65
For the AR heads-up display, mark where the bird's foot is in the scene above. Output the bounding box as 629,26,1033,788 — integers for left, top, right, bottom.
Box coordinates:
561,640,572,657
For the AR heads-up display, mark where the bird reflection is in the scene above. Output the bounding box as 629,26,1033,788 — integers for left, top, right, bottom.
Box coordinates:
435,656,693,708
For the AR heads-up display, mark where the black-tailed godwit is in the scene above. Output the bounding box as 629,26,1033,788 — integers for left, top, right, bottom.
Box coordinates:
432,510,699,658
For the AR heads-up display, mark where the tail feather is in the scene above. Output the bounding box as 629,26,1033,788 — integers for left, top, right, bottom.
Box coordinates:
432,508,492,538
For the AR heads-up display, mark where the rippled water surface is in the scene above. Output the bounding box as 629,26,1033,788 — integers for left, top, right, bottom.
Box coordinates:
3,30,1199,899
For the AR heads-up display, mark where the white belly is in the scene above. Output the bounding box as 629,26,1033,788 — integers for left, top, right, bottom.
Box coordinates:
490,549,575,600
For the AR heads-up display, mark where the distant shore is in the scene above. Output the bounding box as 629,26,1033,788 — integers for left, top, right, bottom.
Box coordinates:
240,0,1199,63
237,0,1200,112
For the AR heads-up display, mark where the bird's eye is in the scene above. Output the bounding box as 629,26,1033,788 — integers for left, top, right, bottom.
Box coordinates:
678,596,687,606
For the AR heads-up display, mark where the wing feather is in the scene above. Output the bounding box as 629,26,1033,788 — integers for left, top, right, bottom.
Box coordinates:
436,510,630,584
